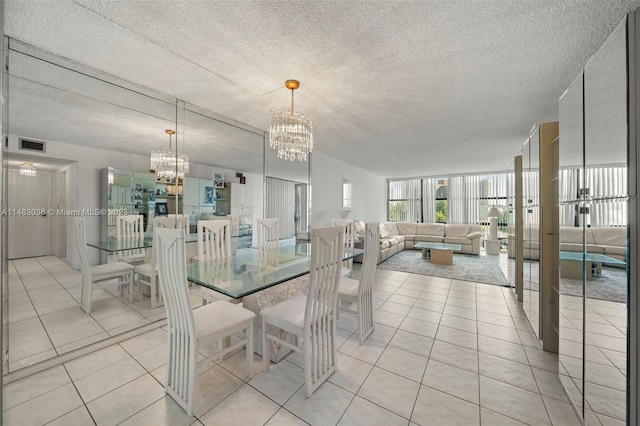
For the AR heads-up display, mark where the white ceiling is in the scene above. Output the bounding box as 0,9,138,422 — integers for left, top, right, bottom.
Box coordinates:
5,0,640,178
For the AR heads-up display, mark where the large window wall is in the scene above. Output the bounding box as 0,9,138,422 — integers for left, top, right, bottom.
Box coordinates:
388,172,513,233
389,167,627,230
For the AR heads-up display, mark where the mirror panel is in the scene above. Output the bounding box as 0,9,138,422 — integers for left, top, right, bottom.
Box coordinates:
558,71,585,416
582,17,628,422
521,139,532,329
4,42,266,373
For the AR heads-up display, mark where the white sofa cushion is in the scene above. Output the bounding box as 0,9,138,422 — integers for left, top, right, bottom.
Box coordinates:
444,224,471,238
590,227,626,246
416,223,445,236
396,222,417,235
379,223,392,239
385,222,399,235
524,226,540,242
414,235,443,243
560,226,585,244
444,237,471,245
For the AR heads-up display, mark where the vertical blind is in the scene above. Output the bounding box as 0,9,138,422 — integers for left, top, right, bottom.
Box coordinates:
265,176,296,239
388,179,421,222
422,178,435,222
558,168,579,226
387,167,627,228
585,166,627,227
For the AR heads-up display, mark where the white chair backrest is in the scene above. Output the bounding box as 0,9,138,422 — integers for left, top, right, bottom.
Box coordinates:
155,215,189,234
360,223,380,291
229,215,240,238
73,218,93,311
257,218,279,268
117,215,143,239
196,220,231,263
153,228,196,406
166,214,190,237
332,219,355,269
305,226,344,329
73,218,90,275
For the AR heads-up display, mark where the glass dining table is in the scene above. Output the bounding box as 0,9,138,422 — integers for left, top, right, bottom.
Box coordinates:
88,238,363,300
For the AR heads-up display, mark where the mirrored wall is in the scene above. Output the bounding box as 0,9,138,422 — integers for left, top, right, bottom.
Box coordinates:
1,38,308,373
558,17,628,423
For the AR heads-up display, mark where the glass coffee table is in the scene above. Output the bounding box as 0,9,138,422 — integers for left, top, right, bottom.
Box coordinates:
413,242,462,265
559,251,626,280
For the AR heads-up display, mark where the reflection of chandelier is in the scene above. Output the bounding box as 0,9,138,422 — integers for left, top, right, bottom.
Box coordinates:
269,80,313,162
19,162,36,176
150,129,189,180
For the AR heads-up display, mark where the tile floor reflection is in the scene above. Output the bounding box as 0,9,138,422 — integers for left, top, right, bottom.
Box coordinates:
3,264,589,425
7,256,201,372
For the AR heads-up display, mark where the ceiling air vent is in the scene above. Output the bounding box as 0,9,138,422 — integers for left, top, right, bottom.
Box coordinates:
19,138,46,153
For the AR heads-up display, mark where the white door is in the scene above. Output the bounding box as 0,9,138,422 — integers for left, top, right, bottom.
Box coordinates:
8,169,52,259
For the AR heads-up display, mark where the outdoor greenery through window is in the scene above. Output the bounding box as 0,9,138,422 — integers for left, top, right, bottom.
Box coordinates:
435,178,447,223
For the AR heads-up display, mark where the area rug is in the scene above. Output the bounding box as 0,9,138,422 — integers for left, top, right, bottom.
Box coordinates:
519,260,628,303
377,250,508,286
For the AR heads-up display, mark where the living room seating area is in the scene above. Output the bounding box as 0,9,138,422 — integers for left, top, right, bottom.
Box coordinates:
354,221,482,263
507,225,627,263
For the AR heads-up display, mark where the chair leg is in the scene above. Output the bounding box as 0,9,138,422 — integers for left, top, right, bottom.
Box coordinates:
128,272,134,303
150,278,156,309
262,316,270,372
303,338,313,398
246,320,254,378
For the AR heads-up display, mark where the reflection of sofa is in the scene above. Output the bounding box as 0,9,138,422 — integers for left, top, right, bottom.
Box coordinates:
508,226,627,263
373,222,482,263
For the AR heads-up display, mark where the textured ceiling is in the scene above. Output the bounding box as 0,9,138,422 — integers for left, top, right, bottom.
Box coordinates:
5,0,640,178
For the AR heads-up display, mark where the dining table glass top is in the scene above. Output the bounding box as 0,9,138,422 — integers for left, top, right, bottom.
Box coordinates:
187,243,363,299
87,234,198,252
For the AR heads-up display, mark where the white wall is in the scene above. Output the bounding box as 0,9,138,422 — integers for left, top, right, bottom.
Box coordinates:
7,134,263,266
311,151,386,227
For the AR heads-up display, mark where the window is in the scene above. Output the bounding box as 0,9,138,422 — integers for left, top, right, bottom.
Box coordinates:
435,178,448,223
388,179,421,222
342,178,352,208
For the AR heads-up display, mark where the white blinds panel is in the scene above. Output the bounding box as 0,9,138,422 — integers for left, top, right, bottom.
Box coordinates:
448,176,465,224
265,177,296,238
422,178,435,223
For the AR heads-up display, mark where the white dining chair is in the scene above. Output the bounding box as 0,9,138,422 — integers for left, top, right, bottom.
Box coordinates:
257,218,279,270
74,218,135,314
262,225,344,398
136,233,161,309
196,220,232,304
338,222,379,345
166,214,191,238
116,215,146,265
154,227,255,417
332,218,355,277
153,215,190,239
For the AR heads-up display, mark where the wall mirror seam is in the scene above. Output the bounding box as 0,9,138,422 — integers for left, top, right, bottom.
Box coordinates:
3,36,311,375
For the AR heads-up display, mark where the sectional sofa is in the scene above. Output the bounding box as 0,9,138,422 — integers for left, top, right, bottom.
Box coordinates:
354,221,482,263
507,225,627,263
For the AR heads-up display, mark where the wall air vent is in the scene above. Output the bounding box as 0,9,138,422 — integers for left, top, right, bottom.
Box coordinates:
19,138,46,153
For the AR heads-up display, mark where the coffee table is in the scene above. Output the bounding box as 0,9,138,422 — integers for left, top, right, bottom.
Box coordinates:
413,242,462,265
559,251,626,280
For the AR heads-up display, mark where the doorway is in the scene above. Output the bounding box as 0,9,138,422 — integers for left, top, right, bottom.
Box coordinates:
7,154,73,259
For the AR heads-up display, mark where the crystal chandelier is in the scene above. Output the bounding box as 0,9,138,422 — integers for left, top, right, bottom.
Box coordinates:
150,129,189,180
269,79,313,161
19,162,36,176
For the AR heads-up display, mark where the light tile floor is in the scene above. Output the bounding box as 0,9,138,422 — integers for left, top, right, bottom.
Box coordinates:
3,266,592,425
